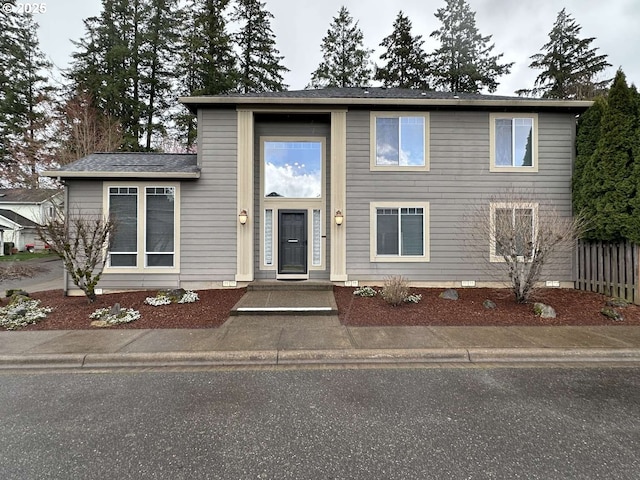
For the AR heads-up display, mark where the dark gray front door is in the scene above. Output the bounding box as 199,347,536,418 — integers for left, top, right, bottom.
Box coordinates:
278,210,307,275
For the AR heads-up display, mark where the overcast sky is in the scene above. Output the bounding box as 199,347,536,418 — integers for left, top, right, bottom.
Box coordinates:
36,0,639,96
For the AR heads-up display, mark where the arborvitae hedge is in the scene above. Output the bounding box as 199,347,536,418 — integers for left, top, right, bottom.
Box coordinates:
573,70,640,243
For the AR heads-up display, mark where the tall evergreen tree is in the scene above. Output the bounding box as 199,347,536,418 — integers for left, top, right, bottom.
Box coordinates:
308,6,373,89
174,0,238,148
428,0,513,93
68,0,181,151
577,70,639,241
0,7,55,187
572,95,606,215
232,0,288,93
375,11,430,89
517,9,611,99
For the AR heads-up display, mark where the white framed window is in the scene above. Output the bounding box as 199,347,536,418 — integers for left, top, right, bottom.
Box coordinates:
490,202,538,262
370,112,429,171
489,113,538,172
370,202,430,262
105,182,180,272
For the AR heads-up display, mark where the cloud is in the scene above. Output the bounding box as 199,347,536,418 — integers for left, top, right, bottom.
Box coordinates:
265,162,322,198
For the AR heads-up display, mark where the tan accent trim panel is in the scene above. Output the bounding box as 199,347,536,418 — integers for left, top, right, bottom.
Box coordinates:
236,110,254,282
330,111,347,281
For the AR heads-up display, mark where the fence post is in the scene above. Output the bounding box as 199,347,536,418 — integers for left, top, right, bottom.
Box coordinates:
636,243,640,305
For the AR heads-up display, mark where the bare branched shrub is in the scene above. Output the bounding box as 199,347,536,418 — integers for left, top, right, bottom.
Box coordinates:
37,206,116,302
381,275,410,306
469,190,587,303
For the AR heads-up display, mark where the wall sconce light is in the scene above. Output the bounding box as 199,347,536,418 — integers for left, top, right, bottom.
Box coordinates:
239,209,248,225
334,210,344,226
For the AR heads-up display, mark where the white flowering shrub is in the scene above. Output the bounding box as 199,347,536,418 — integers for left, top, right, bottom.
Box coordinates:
178,291,199,304
144,289,199,306
144,295,172,306
353,286,377,297
0,297,52,330
90,304,140,326
404,293,422,304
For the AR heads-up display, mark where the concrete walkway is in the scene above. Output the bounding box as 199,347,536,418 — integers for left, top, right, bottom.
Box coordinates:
2,319,640,369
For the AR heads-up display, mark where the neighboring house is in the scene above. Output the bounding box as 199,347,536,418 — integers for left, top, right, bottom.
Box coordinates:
43,88,591,294
0,209,40,252
0,189,63,253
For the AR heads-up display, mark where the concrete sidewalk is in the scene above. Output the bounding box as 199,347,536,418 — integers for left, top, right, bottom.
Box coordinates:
2,316,640,369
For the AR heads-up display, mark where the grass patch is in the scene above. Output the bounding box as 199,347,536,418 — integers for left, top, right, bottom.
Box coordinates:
0,251,54,262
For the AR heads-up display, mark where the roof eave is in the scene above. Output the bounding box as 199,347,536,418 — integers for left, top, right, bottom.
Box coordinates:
41,171,201,179
179,95,593,112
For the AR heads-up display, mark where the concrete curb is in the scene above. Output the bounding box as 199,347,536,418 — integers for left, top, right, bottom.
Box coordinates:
0,354,85,369
277,348,470,364
468,348,640,363
2,348,640,370
82,350,279,368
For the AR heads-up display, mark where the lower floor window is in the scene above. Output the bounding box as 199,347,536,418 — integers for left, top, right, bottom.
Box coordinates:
107,184,178,270
371,203,429,262
491,202,537,261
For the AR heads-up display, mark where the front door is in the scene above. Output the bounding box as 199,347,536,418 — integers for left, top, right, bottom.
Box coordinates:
278,210,307,275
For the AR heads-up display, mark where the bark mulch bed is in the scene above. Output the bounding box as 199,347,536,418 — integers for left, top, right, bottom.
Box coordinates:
3,286,640,330
15,288,247,330
334,287,640,327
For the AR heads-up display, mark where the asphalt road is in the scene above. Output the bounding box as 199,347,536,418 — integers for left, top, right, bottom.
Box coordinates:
1,366,639,479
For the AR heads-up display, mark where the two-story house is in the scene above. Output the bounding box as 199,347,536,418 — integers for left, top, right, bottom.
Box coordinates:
43,88,591,294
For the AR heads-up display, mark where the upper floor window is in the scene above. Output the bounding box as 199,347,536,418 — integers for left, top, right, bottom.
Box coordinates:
263,140,323,199
489,113,538,172
370,112,429,171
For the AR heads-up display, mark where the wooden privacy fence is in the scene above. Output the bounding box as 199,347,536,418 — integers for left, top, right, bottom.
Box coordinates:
575,240,639,305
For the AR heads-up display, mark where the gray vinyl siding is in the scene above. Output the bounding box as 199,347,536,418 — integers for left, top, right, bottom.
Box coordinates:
64,109,238,291
345,110,576,283
253,117,331,280
181,108,238,283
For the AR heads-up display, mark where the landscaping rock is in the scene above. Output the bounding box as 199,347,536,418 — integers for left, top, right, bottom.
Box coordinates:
439,289,459,300
606,297,631,308
6,289,29,298
601,306,624,322
533,302,556,318
109,303,122,316
160,288,187,302
90,320,109,328
483,299,496,309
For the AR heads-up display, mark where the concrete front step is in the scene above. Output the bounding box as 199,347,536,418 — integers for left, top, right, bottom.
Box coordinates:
230,289,338,316
247,281,333,291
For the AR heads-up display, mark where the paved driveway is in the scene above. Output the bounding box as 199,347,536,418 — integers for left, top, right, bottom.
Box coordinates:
0,256,63,292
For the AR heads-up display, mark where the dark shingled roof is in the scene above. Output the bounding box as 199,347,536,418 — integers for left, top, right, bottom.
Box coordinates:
212,87,520,101
180,87,593,113
43,153,200,179
0,188,61,204
0,209,39,228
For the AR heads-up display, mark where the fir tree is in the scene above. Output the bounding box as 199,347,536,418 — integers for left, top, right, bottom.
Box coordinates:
517,9,610,99
375,11,429,89
428,0,513,93
308,6,373,89
174,0,238,148
578,70,639,241
572,95,606,215
68,0,181,151
232,0,288,93
0,8,55,187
